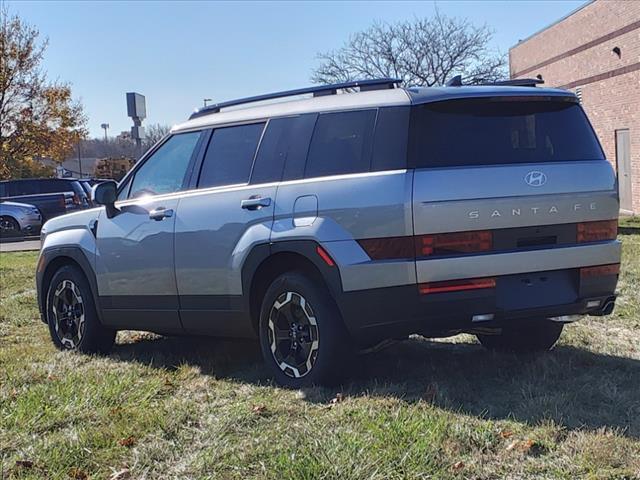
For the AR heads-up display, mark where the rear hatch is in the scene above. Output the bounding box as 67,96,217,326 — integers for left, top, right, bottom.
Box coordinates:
410,95,619,310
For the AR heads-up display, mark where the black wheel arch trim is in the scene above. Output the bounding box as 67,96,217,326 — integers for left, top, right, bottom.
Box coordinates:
241,240,347,331
37,246,102,325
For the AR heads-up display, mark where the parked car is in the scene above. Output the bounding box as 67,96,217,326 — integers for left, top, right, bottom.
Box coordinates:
36,78,621,387
0,200,42,237
0,178,90,221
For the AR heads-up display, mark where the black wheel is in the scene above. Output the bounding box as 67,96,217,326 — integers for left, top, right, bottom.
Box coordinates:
258,271,351,387
46,265,115,354
0,216,20,237
476,320,564,353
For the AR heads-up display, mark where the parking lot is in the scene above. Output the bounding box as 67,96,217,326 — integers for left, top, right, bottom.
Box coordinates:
0,238,40,252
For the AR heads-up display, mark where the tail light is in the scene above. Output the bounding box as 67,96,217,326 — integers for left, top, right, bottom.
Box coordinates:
577,220,617,242
419,277,496,295
580,263,620,278
416,230,492,257
357,237,414,260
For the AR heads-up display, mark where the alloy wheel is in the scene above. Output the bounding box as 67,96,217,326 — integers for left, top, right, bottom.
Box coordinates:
0,216,19,233
51,279,85,349
267,291,320,378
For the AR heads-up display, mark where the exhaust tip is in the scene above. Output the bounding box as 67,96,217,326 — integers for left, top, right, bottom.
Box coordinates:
591,296,616,316
601,300,615,316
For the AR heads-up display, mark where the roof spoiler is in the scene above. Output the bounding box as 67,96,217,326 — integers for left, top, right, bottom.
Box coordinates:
190,78,403,120
445,75,544,87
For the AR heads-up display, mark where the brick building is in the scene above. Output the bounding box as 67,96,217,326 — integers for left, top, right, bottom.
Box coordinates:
509,0,640,214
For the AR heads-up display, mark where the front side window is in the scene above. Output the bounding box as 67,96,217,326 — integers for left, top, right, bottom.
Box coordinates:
129,132,201,199
305,110,376,178
198,123,265,189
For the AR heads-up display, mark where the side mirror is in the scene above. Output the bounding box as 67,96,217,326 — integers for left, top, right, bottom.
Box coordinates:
92,181,119,218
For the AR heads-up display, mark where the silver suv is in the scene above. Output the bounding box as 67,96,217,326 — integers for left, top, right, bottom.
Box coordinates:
36,79,621,387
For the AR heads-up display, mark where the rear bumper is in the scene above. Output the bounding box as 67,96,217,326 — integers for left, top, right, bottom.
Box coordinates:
334,268,619,345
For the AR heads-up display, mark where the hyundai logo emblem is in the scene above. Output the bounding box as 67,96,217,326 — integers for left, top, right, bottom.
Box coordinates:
524,171,547,187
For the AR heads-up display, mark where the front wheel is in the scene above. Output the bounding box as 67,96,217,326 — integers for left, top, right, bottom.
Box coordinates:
258,271,351,387
476,320,564,353
0,216,20,237
46,265,115,354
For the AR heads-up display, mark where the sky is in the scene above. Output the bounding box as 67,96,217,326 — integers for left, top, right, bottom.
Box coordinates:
10,0,586,138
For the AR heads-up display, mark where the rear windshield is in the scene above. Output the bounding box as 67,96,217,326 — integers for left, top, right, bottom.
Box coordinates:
409,98,604,168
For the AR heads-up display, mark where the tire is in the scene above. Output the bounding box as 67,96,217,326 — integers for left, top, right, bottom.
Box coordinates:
0,216,20,237
476,320,563,353
258,271,351,387
46,264,115,354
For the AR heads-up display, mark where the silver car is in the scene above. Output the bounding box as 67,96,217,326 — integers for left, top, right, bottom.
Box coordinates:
35,78,621,387
0,200,42,236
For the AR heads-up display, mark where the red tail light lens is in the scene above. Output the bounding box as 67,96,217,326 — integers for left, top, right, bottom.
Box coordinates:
419,277,496,295
577,220,617,242
357,237,414,260
416,230,492,257
580,263,620,278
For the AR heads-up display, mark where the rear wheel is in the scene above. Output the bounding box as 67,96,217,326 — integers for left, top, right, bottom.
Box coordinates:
0,216,20,237
476,320,563,353
46,265,115,354
259,271,351,387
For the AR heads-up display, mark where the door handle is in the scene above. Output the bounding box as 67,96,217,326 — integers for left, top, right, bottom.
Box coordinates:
149,207,174,221
241,196,271,210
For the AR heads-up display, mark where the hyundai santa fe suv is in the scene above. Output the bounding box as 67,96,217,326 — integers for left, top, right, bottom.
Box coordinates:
36,78,621,387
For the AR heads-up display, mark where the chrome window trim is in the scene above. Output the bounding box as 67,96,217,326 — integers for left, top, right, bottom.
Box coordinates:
114,168,409,206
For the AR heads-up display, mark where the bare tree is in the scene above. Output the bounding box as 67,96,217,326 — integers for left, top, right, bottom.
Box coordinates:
312,12,506,87
143,123,171,150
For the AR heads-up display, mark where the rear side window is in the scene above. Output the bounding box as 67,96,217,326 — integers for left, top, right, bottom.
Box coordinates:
371,107,409,172
409,98,604,168
198,123,264,188
251,114,317,184
305,110,376,178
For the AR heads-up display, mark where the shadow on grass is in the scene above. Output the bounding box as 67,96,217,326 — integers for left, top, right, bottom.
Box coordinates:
111,334,640,438
618,226,640,235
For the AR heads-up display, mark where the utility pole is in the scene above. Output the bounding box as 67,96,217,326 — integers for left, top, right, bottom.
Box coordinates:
77,140,83,178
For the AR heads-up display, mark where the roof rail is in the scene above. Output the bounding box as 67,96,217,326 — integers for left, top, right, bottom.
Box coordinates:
480,78,545,87
189,78,403,120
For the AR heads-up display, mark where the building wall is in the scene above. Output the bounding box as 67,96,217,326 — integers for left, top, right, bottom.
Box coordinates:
509,0,640,214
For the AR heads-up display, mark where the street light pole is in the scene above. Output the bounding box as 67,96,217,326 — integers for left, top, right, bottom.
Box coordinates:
101,123,110,142
77,140,83,178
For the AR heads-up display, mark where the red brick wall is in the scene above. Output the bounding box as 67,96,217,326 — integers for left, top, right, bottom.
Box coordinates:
510,0,640,214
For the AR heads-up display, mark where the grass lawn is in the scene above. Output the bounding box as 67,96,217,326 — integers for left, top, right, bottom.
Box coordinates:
1,219,639,479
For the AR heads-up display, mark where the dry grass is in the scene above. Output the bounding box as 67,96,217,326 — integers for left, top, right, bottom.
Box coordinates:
1,219,639,479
